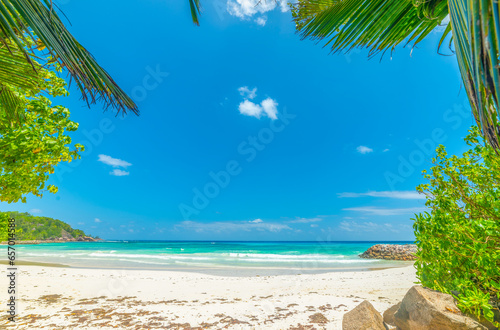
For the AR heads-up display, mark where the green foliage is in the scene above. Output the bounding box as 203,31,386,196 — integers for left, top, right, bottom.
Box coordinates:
290,0,449,58
0,211,92,241
0,0,137,115
291,0,500,150
0,63,83,203
0,212,8,241
414,126,500,325
446,0,500,150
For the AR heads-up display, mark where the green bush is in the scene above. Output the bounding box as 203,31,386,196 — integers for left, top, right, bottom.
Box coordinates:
414,126,500,325
0,212,8,241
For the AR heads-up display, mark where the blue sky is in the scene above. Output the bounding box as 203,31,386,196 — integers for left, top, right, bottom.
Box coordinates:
2,0,475,241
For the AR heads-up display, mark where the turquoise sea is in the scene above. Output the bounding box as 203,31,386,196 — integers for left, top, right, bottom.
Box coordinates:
16,241,414,276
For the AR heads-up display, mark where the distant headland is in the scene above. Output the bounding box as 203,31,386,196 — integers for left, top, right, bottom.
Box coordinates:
0,211,100,244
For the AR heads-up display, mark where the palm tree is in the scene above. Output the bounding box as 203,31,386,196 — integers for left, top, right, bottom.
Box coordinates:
0,0,201,122
291,0,500,149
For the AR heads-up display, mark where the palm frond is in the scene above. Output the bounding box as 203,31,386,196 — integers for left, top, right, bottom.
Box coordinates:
0,45,41,90
291,0,449,56
0,0,138,115
189,0,202,26
448,0,500,148
0,44,43,124
0,83,27,125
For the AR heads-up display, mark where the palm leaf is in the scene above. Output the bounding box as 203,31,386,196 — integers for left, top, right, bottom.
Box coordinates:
189,0,202,26
0,0,138,115
0,84,27,125
0,43,43,124
292,0,449,57
448,0,500,148
293,0,500,148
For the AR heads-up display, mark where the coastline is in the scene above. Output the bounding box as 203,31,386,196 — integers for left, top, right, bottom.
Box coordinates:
0,258,413,276
0,239,101,245
0,264,417,329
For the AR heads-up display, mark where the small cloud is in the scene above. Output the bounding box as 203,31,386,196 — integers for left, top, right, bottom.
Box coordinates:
310,224,319,228
338,191,424,200
287,217,322,224
227,0,289,22
339,220,401,233
250,218,263,223
98,155,132,168
239,99,264,118
356,146,373,154
342,206,427,216
261,98,278,119
94,218,102,223
255,16,267,26
238,86,257,99
77,222,85,225
236,87,278,120
238,98,278,119
30,209,42,214
110,169,130,176
383,149,390,152
176,220,291,233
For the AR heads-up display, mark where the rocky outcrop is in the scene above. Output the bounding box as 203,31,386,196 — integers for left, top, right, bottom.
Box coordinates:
359,244,417,261
383,302,400,327
342,286,495,330
342,300,386,330
394,286,488,330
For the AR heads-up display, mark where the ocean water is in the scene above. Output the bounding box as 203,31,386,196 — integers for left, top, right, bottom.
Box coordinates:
15,241,414,276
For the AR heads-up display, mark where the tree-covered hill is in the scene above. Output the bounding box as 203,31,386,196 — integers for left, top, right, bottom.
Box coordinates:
0,211,96,241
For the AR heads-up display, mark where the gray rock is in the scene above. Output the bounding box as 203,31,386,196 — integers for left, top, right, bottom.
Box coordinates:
383,302,401,326
343,300,386,330
394,286,488,330
359,244,417,261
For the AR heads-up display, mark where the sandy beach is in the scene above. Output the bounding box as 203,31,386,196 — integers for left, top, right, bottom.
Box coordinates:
0,264,416,329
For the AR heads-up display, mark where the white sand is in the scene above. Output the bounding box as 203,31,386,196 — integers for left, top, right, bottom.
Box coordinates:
0,264,416,329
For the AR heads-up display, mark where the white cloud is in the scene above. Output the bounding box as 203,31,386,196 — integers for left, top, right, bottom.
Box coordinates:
287,217,322,224
356,146,373,154
310,224,319,228
383,149,390,152
77,222,85,225
227,0,288,22
239,99,264,118
339,220,400,233
236,86,278,119
250,218,263,223
177,220,291,233
342,206,427,216
98,154,132,168
94,218,102,223
238,98,278,119
238,86,257,99
30,209,42,214
261,97,278,119
110,169,130,176
255,16,267,26
338,191,425,200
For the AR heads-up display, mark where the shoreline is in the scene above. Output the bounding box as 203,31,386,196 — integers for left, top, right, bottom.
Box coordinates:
1,259,414,277
0,239,102,245
0,264,417,329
